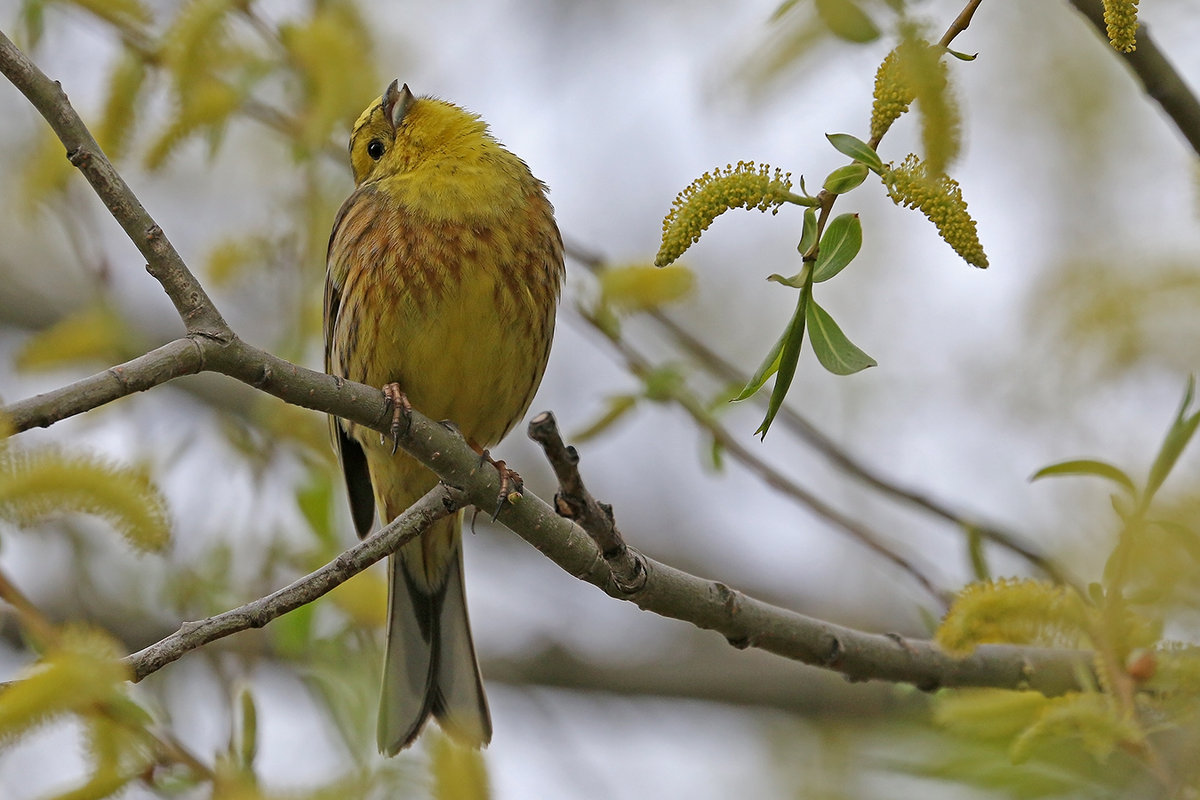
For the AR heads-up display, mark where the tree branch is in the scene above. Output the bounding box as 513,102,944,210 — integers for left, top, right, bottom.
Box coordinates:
125,485,460,680
527,410,646,592
1067,0,1200,159
3,337,205,431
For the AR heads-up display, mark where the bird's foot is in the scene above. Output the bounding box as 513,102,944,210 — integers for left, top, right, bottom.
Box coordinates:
474,446,524,520
381,383,412,455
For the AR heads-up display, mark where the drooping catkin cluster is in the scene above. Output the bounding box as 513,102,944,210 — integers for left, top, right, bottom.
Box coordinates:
1102,0,1139,53
870,29,960,174
656,162,793,267
882,154,988,268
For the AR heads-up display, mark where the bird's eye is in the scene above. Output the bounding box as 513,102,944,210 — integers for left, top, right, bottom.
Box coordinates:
367,139,386,160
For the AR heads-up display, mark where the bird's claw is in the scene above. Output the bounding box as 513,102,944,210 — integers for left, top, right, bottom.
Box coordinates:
381,383,412,455
480,452,523,520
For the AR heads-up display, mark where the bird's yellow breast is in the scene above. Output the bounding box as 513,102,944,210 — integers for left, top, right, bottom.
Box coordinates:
327,182,561,456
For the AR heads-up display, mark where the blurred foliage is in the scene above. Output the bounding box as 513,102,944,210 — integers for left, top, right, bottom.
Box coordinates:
870,21,961,173
0,625,155,800
15,303,142,371
929,379,1200,794
0,0,1197,798
0,437,170,553
16,0,377,346
738,0,893,87
1031,257,1200,380
429,733,489,800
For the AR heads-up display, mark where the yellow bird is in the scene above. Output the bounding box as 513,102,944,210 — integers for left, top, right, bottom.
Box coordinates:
324,81,563,754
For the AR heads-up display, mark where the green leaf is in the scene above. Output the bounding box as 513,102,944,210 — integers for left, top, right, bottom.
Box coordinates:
270,601,315,659
805,297,877,375
643,366,686,403
822,162,869,194
798,207,818,256
812,213,862,282
825,133,885,173
755,288,810,439
1143,375,1200,506
235,687,258,770
767,265,808,288
709,436,725,471
733,325,789,402
20,0,45,47
1030,459,1136,496
770,0,800,20
946,47,978,61
813,0,880,43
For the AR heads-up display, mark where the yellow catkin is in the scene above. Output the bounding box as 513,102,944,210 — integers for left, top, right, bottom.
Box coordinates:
869,49,912,142
882,154,988,269
1103,0,1139,53
935,578,1085,655
656,161,793,267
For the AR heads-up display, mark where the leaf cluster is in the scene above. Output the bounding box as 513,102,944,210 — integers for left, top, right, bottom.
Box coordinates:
654,7,984,438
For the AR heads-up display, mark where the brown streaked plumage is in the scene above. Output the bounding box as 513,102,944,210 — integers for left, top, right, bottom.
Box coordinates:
324,81,563,754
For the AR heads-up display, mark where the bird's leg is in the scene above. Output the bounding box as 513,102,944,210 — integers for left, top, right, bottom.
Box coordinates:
470,443,524,520
381,383,412,455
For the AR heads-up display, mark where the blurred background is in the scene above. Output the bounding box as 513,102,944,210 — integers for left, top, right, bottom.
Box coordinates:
1,0,1199,797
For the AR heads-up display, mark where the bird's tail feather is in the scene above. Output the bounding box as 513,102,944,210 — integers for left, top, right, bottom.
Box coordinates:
377,514,491,754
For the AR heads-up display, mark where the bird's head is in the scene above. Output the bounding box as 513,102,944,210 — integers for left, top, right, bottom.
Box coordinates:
347,80,499,189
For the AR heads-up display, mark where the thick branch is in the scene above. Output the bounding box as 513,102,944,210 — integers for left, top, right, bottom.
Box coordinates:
3,329,1090,694
125,485,460,680
1068,0,1200,159
4,338,204,431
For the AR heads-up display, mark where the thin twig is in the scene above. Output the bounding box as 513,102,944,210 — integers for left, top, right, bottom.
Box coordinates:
938,0,985,49
125,485,460,681
527,411,646,592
